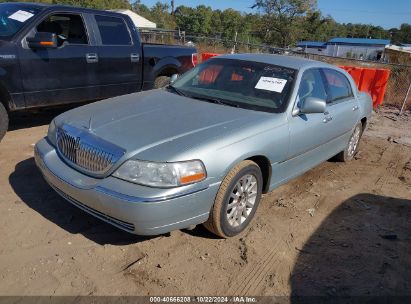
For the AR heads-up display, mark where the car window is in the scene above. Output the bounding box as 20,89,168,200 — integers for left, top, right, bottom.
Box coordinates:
297,69,327,106
95,15,131,45
322,69,353,103
0,3,42,40
171,58,296,113
37,14,88,46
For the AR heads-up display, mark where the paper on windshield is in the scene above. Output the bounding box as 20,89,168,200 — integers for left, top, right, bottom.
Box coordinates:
255,77,287,93
8,10,34,22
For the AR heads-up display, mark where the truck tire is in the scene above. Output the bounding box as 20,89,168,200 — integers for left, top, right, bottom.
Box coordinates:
0,102,8,142
204,160,263,238
154,76,171,89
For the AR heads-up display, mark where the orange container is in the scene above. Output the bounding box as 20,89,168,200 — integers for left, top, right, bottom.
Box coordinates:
201,53,221,62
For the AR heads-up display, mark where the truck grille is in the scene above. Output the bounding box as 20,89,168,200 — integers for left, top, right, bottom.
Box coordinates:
56,124,125,174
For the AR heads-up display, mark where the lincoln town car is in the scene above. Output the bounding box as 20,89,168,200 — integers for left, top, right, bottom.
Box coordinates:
34,54,372,238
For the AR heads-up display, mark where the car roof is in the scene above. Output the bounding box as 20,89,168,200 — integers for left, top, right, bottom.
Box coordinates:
217,53,335,71
5,2,124,15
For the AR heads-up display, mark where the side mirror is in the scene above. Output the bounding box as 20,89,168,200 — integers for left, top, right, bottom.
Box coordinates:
299,97,326,114
27,32,58,49
170,74,179,84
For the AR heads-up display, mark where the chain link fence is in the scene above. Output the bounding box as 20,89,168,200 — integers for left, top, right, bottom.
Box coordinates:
140,30,411,112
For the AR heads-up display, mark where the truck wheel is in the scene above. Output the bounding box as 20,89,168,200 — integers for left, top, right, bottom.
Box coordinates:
335,122,363,162
154,76,171,89
204,160,263,238
0,102,8,142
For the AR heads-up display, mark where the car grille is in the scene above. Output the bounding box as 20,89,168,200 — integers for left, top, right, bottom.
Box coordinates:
56,124,125,174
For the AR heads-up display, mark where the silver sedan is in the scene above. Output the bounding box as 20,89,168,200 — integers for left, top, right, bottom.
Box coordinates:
35,54,372,238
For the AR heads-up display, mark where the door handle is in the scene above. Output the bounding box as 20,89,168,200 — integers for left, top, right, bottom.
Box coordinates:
130,53,140,63
352,105,359,111
86,53,98,63
323,116,333,123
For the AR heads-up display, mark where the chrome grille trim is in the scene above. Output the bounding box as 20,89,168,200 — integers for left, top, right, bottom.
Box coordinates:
56,124,125,175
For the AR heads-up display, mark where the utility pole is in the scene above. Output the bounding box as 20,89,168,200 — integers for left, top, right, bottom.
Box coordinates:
171,0,175,15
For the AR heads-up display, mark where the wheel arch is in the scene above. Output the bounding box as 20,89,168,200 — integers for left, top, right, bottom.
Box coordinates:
360,117,367,130
153,57,182,78
0,82,12,112
246,155,272,194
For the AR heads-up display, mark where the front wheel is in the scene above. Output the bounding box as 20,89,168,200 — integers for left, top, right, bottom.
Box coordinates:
0,102,8,142
336,122,363,162
204,160,263,238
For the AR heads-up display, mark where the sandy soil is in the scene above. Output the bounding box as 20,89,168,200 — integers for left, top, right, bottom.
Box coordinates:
0,106,410,297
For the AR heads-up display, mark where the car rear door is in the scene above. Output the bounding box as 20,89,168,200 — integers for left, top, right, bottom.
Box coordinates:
92,14,142,99
320,68,361,151
18,11,99,107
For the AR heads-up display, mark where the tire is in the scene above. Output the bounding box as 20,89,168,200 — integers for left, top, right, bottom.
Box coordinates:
335,122,363,162
0,102,8,142
204,160,263,238
154,76,171,89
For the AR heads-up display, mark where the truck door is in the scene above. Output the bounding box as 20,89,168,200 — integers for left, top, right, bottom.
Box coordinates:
18,12,99,107
92,14,142,99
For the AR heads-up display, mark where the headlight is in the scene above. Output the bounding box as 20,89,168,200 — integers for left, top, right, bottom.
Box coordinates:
47,119,56,144
113,159,206,188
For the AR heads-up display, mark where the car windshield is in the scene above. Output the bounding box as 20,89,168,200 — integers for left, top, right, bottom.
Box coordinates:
170,58,296,113
0,4,42,40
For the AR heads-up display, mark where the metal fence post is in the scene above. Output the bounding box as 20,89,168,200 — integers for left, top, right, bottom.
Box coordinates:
400,81,411,116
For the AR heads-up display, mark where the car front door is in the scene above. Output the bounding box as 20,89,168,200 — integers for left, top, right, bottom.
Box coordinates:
93,14,142,99
321,68,361,153
285,68,336,179
18,12,99,107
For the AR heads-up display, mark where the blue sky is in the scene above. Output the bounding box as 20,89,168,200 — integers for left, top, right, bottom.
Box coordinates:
140,0,411,29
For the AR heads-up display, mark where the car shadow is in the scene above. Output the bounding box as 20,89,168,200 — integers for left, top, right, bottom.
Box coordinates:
8,104,85,131
290,193,411,302
9,157,158,245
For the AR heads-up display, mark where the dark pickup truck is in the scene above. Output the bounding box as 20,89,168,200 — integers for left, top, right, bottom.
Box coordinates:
0,2,197,141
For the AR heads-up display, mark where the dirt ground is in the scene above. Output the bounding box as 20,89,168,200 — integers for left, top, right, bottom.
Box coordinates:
0,106,410,298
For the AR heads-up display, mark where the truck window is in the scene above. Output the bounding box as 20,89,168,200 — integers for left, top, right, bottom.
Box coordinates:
94,15,131,46
37,14,88,46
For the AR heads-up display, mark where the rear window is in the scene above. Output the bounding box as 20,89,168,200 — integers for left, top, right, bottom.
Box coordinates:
95,15,131,45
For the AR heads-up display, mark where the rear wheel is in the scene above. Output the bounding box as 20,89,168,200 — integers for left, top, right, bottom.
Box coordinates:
0,102,8,142
154,76,171,89
336,122,362,162
204,160,263,238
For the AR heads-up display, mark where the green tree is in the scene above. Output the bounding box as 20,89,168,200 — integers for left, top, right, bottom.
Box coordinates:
149,1,176,29
252,0,317,47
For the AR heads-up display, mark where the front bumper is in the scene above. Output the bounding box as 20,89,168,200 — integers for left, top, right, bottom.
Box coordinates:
34,137,220,235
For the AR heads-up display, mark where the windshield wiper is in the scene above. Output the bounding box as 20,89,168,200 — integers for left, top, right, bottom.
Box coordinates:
191,95,239,108
167,85,187,97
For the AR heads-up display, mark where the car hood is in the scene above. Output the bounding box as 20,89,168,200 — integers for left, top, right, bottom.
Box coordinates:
56,90,284,160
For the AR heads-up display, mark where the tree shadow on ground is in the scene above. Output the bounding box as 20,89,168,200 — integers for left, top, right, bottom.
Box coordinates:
290,193,411,303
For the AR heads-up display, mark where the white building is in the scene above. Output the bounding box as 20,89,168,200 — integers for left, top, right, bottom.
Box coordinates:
298,38,390,60
111,9,156,29
325,38,390,60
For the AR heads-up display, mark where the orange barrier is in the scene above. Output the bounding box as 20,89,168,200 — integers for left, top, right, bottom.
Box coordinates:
340,66,390,108
201,53,221,62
